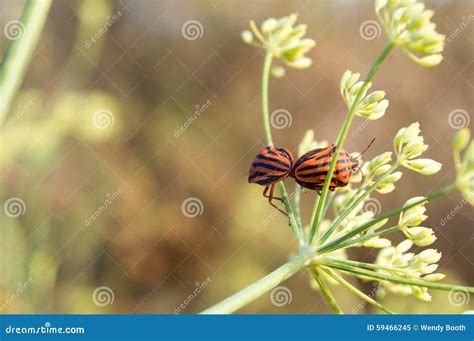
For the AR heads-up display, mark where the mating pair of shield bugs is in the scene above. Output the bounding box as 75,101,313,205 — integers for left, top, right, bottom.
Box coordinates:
248,141,373,215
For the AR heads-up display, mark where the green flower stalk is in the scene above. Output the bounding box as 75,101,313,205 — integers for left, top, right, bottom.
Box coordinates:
202,5,474,315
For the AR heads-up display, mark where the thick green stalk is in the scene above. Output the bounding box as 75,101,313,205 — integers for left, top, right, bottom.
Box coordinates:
322,267,394,314
201,252,313,314
317,184,455,254
0,0,52,123
310,268,343,314
308,42,395,244
321,258,474,293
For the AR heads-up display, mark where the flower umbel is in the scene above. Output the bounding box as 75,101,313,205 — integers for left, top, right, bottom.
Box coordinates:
376,240,444,301
241,14,316,70
376,0,445,67
340,70,389,120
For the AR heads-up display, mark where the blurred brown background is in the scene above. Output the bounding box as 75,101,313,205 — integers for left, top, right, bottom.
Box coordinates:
0,0,472,314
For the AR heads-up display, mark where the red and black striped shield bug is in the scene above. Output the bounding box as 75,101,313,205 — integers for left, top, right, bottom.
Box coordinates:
248,146,294,215
292,139,374,192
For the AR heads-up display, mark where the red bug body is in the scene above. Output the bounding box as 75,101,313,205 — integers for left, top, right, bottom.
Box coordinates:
292,144,359,191
248,146,294,215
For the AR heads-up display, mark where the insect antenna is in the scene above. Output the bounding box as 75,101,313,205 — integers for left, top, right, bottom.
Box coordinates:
355,137,376,159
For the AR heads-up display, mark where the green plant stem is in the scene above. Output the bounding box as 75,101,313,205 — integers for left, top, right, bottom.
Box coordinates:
310,268,343,314
321,267,394,314
321,258,474,293
328,225,400,252
317,183,455,254
260,52,303,245
308,42,394,244
324,257,408,274
201,252,314,314
319,163,400,245
261,52,274,146
0,0,52,123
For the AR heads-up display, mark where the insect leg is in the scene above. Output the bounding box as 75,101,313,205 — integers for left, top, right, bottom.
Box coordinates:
265,183,288,216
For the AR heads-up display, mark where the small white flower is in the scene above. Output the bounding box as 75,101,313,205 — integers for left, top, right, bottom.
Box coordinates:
399,196,427,226
403,226,437,246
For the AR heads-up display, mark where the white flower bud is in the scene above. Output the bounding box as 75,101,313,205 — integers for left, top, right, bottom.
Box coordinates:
271,65,285,78
404,226,437,246
241,30,253,44
418,249,442,263
423,273,445,281
261,18,277,32
364,237,392,248
453,128,470,152
404,158,442,175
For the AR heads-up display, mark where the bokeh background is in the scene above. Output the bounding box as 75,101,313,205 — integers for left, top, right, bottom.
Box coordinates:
0,0,472,314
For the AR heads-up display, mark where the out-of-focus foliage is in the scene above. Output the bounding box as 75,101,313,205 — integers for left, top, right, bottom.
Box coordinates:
1,0,472,314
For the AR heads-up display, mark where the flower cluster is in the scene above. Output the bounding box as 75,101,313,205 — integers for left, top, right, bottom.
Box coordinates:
376,0,445,67
241,14,316,70
376,240,444,301
398,197,437,246
453,128,474,205
340,70,389,120
361,151,402,194
394,122,442,175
